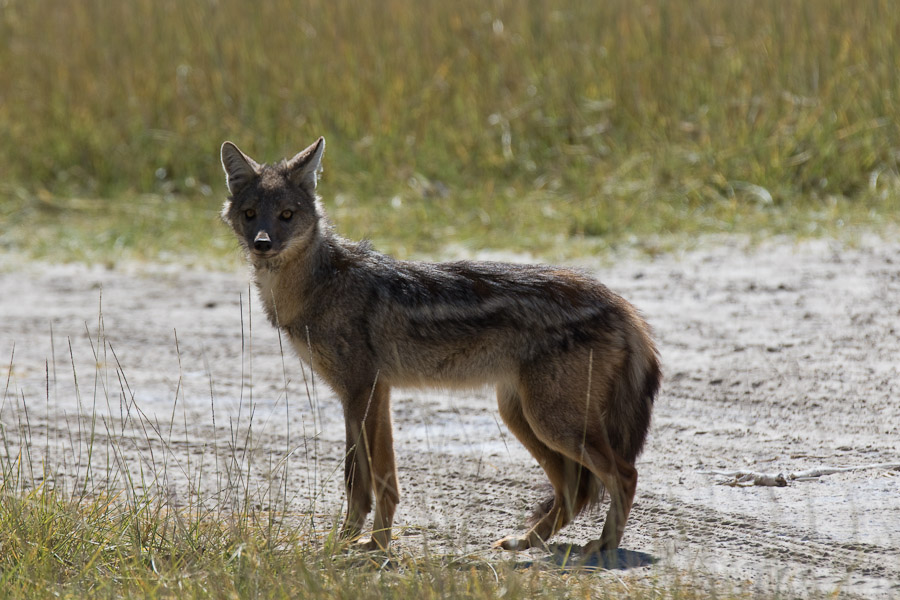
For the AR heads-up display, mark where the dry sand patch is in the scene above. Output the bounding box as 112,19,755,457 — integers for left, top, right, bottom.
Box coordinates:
1,235,898,598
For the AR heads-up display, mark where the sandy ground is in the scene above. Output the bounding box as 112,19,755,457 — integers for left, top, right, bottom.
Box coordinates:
1,234,898,598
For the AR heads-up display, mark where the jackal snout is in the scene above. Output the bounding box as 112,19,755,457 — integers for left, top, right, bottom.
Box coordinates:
253,231,273,252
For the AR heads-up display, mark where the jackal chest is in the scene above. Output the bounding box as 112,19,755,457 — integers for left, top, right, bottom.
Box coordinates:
252,269,302,328
283,323,358,392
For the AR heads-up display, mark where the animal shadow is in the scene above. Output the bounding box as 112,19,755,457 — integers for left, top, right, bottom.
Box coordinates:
518,543,656,572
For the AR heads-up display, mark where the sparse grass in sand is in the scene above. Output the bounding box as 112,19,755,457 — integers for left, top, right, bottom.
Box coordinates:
0,304,753,599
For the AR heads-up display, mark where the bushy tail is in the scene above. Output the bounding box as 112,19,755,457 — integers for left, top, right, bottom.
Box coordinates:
528,323,661,525
610,329,661,463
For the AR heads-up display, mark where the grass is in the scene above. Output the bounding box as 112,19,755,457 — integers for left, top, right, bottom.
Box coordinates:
0,303,749,600
0,485,723,600
1,0,899,263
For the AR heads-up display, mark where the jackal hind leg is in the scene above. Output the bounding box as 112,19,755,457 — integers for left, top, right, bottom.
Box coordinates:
517,367,637,553
493,385,594,551
537,428,636,553
584,452,636,554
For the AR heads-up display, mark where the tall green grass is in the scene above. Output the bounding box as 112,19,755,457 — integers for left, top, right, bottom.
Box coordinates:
1,0,898,260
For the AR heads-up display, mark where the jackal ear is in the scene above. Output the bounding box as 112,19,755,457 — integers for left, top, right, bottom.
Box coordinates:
286,137,325,190
221,142,261,195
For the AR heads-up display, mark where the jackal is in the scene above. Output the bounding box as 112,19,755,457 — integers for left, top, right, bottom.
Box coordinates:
220,137,661,553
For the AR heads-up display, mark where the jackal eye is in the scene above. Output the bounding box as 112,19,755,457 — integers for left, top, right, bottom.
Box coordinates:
243,209,256,220
280,210,293,221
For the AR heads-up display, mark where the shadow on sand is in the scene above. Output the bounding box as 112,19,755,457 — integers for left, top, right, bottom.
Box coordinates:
516,543,656,572
343,541,655,573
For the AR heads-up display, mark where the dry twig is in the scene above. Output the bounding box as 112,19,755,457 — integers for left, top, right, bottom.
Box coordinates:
701,462,900,487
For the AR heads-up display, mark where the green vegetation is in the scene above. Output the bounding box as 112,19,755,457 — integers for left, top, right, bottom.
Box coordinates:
2,0,899,262
0,487,726,600
0,491,732,600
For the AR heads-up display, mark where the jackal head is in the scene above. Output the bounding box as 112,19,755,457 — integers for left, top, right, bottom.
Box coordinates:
220,137,325,264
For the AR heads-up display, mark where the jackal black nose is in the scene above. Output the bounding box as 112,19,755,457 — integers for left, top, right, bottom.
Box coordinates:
253,231,272,252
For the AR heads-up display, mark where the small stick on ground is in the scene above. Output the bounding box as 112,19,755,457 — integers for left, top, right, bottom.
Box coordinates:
702,462,900,487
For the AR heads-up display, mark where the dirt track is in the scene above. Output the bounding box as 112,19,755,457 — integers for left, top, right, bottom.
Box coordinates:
2,234,899,598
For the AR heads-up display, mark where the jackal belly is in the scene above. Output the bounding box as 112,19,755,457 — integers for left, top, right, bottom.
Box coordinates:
380,332,522,387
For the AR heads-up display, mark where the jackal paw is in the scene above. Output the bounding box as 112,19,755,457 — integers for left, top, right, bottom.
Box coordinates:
582,539,617,555
338,524,362,542
352,537,389,553
492,535,532,551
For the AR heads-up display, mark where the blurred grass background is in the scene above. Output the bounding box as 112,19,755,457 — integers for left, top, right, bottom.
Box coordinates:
1,0,898,263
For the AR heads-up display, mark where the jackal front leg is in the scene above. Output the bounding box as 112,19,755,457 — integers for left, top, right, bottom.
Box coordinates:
340,381,399,551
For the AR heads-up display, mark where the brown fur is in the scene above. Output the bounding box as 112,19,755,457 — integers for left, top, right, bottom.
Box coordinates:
220,137,661,552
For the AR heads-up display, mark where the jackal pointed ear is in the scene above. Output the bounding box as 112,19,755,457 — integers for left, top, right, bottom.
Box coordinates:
286,137,325,190
221,142,261,195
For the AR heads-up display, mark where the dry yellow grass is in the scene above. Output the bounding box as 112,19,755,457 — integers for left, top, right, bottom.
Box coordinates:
1,0,898,259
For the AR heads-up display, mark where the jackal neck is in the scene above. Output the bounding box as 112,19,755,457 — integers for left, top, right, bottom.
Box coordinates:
250,221,344,329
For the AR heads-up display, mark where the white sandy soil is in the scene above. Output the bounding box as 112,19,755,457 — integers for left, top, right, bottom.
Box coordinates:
1,234,898,598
